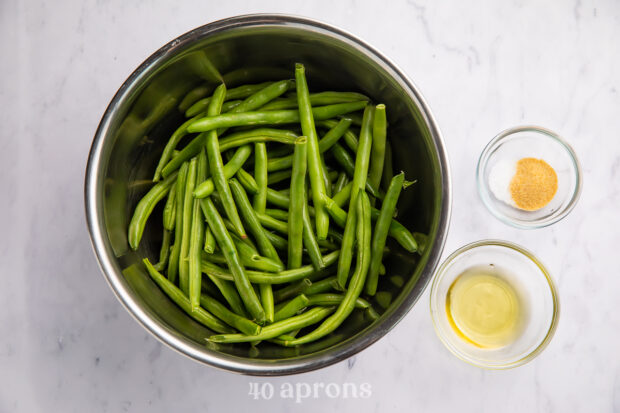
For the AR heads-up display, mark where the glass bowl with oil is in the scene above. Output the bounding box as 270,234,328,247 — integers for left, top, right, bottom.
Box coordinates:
429,240,559,369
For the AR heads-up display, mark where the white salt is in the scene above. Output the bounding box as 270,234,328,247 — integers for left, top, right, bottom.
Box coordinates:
488,159,517,206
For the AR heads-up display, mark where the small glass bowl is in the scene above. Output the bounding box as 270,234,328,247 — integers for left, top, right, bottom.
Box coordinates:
430,240,559,369
477,126,582,229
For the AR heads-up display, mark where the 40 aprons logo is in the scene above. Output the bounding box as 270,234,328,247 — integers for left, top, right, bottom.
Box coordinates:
248,381,372,403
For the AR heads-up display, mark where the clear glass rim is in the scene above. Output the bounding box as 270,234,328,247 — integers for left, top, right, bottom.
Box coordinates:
476,125,582,229
429,239,560,369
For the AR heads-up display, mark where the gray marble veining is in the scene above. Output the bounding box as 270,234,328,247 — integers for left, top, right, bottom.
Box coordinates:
1,0,619,411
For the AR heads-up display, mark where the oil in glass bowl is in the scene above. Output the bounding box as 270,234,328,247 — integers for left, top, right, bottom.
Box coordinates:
446,265,526,349
430,240,559,369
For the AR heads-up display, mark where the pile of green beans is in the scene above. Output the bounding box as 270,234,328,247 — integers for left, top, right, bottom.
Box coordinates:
128,63,421,347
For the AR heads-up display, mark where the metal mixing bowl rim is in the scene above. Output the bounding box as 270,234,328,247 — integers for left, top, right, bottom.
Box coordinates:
84,13,452,376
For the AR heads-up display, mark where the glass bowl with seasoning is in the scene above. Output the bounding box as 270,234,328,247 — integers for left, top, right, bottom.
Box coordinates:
429,240,559,369
477,126,582,229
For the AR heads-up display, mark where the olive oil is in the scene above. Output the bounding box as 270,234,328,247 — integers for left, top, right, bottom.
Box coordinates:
446,267,524,348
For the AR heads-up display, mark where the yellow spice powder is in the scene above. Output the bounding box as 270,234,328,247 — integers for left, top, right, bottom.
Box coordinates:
509,158,558,211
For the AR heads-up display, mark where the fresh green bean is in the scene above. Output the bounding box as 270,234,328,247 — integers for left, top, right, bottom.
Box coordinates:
303,276,339,295
267,188,291,201
323,195,418,253
204,84,247,239
330,143,382,199
264,208,289,221
302,191,325,270
317,119,359,152
199,294,261,336
332,181,352,208
187,101,368,134
267,170,293,186
265,117,351,172
185,81,273,117
203,272,247,317
214,80,296,139
178,84,212,113
264,231,288,251
345,111,364,126
368,104,387,197
381,140,394,191
260,284,274,324
260,91,369,110
366,172,404,295
228,178,283,268
162,184,177,231
189,151,207,310
306,293,373,310
203,249,283,273
128,171,178,250
335,105,372,289
335,199,357,290
377,212,418,252
228,80,295,115
288,136,307,269
221,129,298,151
244,165,416,253
216,214,255,250
160,133,207,178
157,102,244,178
256,212,288,234
153,115,203,182
265,155,294,172
274,294,309,321
285,192,371,345
179,157,197,295
253,142,268,213
167,163,188,283
208,307,335,343
235,167,260,196
221,99,243,113
274,278,312,303
153,228,172,271
201,250,340,285
318,118,354,153
236,239,281,271
193,145,253,198
266,122,347,171
143,259,233,334
330,143,355,175
200,197,266,324
295,63,329,240
241,167,415,252
321,156,332,198
203,227,215,253
332,172,349,196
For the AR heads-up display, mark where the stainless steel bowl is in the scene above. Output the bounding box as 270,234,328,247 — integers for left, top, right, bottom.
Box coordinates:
85,14,451,375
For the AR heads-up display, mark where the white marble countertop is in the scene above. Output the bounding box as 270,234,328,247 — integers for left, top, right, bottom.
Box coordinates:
2,0,619,411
